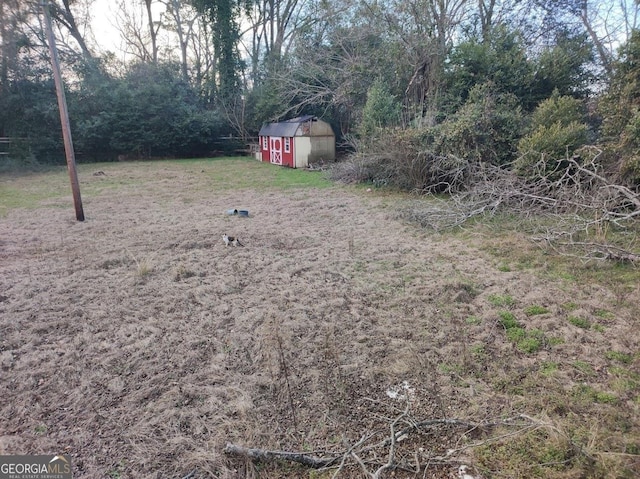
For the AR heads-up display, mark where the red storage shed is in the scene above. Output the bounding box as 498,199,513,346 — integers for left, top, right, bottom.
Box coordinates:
257,115,335,168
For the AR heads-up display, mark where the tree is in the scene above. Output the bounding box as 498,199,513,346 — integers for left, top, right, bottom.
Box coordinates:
2,75,66,163
369,0,471,119
598,29,640,183
190,0,247,101
72,62,225,158
142,0,160,63
600,29,640,140
0,0,21,136
48,0,95,60
160,0,199,80
189,14,216,98
444,24,534,111
0,0,50,142
477,0,497,43
241,0,320,85
113,0,161,63
268,6,398,134
360,78,401,136
533,0,639,82
531,31,593,101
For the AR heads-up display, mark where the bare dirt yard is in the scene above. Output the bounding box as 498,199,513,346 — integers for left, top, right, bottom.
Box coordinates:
1,158,639,478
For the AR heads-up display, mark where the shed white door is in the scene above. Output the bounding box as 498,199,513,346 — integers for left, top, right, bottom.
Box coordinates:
270,137,283,165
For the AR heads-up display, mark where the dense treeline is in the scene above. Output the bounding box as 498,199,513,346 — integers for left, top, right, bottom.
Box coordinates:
0,0,639,185
2,60,227,161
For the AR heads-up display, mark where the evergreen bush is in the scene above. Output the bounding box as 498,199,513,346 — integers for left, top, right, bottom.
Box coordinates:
359,79,402,137
515,93,589,178
433,82,524,165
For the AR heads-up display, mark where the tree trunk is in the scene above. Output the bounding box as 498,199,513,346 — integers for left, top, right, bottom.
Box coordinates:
52,0,94,59
0,0,7,138
144,0,159,63
478,0,495,43
0,0,7,88
580,4,612,78
163,0,193,80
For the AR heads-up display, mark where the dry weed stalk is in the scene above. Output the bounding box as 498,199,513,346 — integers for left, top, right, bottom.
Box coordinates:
125,247,154,277
266,315,298,431
276,332,298,431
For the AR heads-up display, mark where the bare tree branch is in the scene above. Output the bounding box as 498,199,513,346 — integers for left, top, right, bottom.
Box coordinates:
223,414,541,475
223,443,338,468
383,147,640,263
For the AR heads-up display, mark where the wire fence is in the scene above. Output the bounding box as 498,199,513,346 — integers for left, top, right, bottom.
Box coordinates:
0,137,31,158
0,137,9,156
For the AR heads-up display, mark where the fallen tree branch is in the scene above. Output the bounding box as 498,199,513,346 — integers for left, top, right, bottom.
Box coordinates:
331,434,372,478
399,150,640,262
532,235,640,264
223,443,338,469
223,415,537,474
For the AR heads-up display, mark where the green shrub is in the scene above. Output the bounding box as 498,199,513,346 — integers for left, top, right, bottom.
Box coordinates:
530,91,585,129
621,155,640,183
595,31,640,185
619,110,640,183
359,78,402,137
514,91,589,178
623,109,640,146
434,82,525,165
335,82,525,190
515,121,588,177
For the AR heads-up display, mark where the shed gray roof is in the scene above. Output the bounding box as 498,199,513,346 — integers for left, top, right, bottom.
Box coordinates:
259,115,316,137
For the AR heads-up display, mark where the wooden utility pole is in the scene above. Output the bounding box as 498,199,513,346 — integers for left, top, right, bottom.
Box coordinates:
42,1,85,221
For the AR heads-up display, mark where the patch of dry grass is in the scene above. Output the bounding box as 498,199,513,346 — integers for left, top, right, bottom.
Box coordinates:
1,158,639,478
